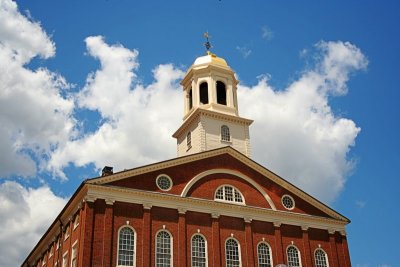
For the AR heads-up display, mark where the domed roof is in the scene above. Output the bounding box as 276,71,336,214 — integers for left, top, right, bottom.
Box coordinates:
193,52,228,67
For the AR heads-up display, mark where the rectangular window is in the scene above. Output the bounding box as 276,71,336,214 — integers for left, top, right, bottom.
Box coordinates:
62,252,68,267
71,243,78,267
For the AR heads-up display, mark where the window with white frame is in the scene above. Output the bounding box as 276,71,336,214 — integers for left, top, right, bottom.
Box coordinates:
315,249,328,267
257,242,272,267
287,246,301,267
64,225,70,241
215,185,244,204
73,213,80,230
117,227,135,266
156,230,172,267
225,238,241,267
221,125,230,142
62,252,68,267
191,234,207,267
70,242,78,267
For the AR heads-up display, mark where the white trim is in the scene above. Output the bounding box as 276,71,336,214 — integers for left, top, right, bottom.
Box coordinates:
181,168,276,210
314,248,329,267
214,184,245,205
286,245,302,267
116,225,137,267
70,241,78,267
87,184,348,232
156,174,173,191
62,251,68,267
281,195,295,210
155,229,173,267
256,241,273,267
225,237,242,267
190,233,208,267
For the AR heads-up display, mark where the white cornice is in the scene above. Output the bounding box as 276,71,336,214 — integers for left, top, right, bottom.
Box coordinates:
173,108,253,138
86,147,348,223
86,184,347,233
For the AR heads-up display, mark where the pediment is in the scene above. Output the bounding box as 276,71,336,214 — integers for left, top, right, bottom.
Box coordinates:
86,147,349,223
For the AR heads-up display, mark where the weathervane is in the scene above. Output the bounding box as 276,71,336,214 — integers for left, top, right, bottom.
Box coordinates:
203,31,212,54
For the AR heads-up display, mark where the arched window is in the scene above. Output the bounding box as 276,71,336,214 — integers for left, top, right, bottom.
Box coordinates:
187,132,191,149
200,82,209,104
216,81,227,105
188,88,193,110
257,242,272,267
215,185,244,204
156,231,172,267
315,249,328,267
117,227,135,266
191,234,207,267
225,238,241,267
287,246,302,267
221,125,230,142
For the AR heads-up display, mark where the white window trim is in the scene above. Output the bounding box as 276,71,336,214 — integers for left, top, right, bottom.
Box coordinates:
156,174,173,191
70,240,78,267
64,225,70,241
214,184,246,205
225,237,242,267
73,214,80,230
286,245,302,267
314,248,329,267
256,241,273,267
220,125,232,143
62,251,68,267
155,229,173,267
191,233,208,267
281,194,295,210
117,225,137,267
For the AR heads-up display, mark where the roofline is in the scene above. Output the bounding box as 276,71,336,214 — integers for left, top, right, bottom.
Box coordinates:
87,146,350,223
21,182,88,266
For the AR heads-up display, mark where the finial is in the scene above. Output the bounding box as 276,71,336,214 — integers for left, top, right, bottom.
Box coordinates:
203,31,212,54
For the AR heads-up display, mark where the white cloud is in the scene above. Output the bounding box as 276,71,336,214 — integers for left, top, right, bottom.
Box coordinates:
261,25,274,40
48,36,184,176
0,181,67,267
0,0,76,178
236,45,252,59
239,41,367,203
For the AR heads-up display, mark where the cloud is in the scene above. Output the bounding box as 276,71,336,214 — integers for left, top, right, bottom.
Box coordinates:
48,36,184,176
0,181,67,267
236,45,252,59
0,0,76,178
238,41,367,203
261,25,274,40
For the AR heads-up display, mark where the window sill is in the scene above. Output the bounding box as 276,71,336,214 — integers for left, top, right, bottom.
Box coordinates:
221,140,232,145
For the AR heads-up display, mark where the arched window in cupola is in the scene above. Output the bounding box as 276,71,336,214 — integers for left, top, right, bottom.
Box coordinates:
200,82,209,104
188,87,193,110
216,81,227,105
221,125,230,142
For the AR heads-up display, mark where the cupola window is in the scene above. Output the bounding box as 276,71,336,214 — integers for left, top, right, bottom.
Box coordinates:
216,81,227,105
188,88,193,110
200,82,209,104
215,185,244,204
221,125,230,142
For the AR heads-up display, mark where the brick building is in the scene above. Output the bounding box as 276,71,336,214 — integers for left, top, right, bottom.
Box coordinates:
22,51,351,267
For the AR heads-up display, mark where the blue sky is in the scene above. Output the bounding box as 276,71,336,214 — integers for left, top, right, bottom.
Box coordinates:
0,0,399,266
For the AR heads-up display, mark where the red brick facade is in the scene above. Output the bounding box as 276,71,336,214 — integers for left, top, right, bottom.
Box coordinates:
22,148,351,267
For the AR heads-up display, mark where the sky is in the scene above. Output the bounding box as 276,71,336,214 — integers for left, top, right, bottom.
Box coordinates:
0,0,399,266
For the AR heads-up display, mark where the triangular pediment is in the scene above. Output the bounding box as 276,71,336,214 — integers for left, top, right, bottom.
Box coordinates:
86,147,349,223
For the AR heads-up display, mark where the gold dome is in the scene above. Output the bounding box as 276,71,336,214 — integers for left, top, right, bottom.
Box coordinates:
193,52,228,67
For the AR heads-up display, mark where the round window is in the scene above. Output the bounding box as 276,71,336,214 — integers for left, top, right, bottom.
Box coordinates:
281,195,295,210
156,175,172,191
